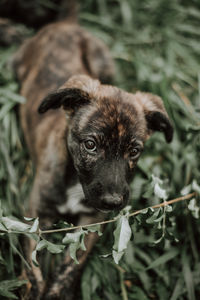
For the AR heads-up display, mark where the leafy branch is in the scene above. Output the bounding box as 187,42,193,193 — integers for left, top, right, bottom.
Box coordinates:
40,191,197,235
0,190,198,265
0,192,196,236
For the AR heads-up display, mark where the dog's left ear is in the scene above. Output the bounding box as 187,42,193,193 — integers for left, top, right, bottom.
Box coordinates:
38,88,90,114
136,92,173,143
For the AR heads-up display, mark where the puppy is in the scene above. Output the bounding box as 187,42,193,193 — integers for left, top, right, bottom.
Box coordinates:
14,16,173,300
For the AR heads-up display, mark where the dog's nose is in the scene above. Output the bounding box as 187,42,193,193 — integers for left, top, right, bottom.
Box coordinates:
101,193,124,210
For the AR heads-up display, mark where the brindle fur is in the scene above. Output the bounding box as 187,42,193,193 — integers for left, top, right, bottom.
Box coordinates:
14,13,173,300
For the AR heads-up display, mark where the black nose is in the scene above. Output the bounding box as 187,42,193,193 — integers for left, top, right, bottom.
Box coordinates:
101,193,127,210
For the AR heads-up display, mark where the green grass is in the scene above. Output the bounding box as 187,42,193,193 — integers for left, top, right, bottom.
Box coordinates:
0,0,200,299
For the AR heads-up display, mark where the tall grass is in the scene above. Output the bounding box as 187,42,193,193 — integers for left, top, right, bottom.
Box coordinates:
0,0,200,299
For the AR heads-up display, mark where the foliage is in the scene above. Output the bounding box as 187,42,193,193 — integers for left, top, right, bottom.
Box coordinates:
0,279,27,299
0,0,200,299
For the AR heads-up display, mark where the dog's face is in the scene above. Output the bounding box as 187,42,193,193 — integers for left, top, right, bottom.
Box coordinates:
38,75,173,212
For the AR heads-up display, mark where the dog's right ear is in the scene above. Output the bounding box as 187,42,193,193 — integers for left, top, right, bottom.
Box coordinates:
38,75,100,114
38,88,91,114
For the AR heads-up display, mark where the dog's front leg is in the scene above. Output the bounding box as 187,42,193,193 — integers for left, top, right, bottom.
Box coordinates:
24,165,66,299
23,238,44,300
43,213,104,300
22,174,45,300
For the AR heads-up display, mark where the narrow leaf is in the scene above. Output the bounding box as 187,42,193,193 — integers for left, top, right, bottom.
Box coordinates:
69,243,80,264
112,250,124,264
62,231,83,244
87,225,102,236
113,215,132,253
147,248,179,270
1,217,30,232
181,248,195,300
29,217,39,233
32,250,39,267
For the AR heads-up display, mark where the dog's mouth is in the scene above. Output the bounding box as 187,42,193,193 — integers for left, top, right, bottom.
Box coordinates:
82,198,113,214
95,207,113,214
84,200,125,214
81,199,109,213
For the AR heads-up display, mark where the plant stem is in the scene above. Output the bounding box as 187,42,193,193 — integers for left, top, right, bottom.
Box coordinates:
41,192,196,234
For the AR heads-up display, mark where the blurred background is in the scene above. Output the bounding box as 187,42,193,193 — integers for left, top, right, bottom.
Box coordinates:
0,0,200,299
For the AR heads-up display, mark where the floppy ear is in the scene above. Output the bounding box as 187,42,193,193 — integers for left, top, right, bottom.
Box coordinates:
38,75,100,114
38,88,90,114
136,92,173,143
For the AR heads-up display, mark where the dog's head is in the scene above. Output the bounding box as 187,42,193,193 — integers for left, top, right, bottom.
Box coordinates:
38,75,173,212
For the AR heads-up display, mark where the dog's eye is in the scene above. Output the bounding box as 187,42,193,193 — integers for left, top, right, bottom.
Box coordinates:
84,140,96,152
130,147,140,159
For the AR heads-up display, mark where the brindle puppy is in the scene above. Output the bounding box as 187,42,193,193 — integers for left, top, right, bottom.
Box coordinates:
14,18,173,300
